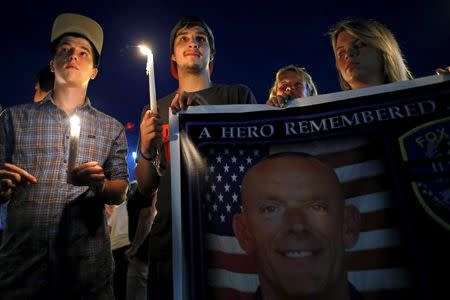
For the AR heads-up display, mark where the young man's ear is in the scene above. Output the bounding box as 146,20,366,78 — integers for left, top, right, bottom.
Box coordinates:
343,205,360,249
232,213,256,254
90,68,98,80
171,53,176,62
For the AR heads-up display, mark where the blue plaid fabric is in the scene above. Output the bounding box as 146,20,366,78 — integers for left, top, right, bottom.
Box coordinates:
0,94,128,297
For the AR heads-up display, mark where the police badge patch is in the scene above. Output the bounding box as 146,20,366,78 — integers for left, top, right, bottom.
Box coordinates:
399,117,450,230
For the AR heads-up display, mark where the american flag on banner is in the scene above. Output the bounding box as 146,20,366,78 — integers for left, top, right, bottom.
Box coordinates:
199,135,415,299
202,144,268,300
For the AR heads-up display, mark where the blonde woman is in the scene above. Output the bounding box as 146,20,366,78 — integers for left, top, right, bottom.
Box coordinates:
330,18,413,90
267,65,318,107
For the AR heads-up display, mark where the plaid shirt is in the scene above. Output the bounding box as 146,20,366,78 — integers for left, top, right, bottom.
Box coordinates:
0,94,128,298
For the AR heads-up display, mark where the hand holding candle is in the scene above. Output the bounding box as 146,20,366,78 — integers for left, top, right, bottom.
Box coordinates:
67,114,80,183
137,44,163,175
69,161,106,193
138,45,157,113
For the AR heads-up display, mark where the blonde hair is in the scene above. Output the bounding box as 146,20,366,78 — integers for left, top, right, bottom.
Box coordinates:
330,19,413,90
269,65,318,98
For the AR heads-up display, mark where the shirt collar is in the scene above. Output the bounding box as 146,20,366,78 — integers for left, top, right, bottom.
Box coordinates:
39,92,94,111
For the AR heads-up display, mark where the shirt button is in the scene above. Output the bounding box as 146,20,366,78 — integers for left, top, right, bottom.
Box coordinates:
66,136,69,139
64,159,67,163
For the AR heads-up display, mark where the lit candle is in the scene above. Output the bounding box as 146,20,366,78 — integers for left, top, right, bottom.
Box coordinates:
138,45,157,113
67,114,80,182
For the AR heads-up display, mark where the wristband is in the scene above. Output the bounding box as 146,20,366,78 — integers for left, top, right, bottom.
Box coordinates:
140,149,163,176
139,149,157,161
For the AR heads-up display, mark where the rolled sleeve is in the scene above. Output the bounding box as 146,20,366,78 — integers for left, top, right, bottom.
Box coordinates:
104,125,129,181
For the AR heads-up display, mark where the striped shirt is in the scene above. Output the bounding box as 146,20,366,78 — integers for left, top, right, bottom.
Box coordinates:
0,94,128,297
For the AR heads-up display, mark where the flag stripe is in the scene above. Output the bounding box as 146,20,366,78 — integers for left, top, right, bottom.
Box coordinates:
359,288,418,300
208,269,259,292
349,228,402,252
269,136,371,155
208,251,257,273
360,209,396,231
207,233,245,254
348,268,412,291
335,160,386,183
318,145,380,168
346,248,407,270
342,176,389,198
345,192,393,213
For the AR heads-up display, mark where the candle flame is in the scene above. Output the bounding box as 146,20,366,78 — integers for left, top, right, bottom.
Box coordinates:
70,115,81,137
70,115,80,127
138,45,152,56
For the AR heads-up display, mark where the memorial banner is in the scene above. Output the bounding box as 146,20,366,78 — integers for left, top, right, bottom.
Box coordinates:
170,75,450,300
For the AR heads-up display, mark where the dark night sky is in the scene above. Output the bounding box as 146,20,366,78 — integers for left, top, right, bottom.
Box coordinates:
2,0,449,174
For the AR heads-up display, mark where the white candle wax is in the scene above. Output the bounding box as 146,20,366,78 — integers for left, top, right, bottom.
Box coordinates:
68,115,80,174
147,52,157,113
139,45,157,113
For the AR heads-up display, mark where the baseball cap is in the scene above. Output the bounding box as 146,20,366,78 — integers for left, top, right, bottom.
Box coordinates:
51,13,103,56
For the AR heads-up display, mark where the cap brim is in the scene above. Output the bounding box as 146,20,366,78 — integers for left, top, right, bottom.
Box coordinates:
51,13,103,55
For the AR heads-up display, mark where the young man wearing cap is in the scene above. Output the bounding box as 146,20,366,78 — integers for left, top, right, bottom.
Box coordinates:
0,13,128,299
135,16,257,299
